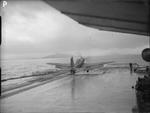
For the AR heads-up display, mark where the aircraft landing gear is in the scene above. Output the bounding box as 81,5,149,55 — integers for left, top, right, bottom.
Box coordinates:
87,70,89,73
70,69,76,75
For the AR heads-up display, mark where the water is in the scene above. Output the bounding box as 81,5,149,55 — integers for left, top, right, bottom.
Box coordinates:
1,58,69,80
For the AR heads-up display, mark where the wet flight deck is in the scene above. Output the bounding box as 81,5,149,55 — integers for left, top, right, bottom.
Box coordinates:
1,67,141,113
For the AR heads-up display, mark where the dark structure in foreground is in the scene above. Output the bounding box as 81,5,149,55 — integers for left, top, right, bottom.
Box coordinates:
135,69,150,112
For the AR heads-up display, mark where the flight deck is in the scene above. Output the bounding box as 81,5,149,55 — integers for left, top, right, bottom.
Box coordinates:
1,64,142,113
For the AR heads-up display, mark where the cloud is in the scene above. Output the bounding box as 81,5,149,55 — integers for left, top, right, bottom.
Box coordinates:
1,0,149,58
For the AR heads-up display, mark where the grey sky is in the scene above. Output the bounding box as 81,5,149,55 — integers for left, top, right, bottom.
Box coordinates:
1,0,149,58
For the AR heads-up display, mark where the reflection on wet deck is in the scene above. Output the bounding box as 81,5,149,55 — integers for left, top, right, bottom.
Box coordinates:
70,69,136,113
1,68,148,113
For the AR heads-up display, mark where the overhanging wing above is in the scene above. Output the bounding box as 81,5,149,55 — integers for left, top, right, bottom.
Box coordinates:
43,0,149,36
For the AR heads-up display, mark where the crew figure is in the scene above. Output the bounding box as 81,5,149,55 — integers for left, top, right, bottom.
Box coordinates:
129,63,133,73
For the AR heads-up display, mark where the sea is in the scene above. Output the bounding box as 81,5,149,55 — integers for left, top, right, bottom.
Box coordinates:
1,58,69,81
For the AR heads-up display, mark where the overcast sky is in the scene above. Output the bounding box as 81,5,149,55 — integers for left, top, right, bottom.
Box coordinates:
1,0,149,58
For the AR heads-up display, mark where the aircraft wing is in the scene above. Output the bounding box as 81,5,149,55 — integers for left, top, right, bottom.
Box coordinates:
47,63,70,69
83,61,113,70
47,61,113,70
43,0,149,36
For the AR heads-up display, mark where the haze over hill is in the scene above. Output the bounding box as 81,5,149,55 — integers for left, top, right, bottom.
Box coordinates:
42,53,72,58
42,53,148,65
86,54,148,65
